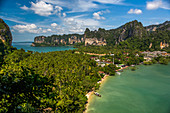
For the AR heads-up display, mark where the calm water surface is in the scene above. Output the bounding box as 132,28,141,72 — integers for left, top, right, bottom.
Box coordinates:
87,64,170,113
12,42,75,52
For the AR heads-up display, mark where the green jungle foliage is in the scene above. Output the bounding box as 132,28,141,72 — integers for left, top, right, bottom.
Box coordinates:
0,49,111,112
0,40,16,66
116,30,170,51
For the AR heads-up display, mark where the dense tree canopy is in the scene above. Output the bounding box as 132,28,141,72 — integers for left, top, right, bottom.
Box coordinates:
0,49,106,112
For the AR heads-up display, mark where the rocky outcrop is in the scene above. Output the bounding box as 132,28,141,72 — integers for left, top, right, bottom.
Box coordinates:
160,40,169,49
145,21,170,31
85,38,106,46
116,20,147,41
34,36,46,43
33,34,85,46
0,18,12,45
84,20,147,45
68,36,84,44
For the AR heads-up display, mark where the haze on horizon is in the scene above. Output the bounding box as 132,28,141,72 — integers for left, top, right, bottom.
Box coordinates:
0,0,170,42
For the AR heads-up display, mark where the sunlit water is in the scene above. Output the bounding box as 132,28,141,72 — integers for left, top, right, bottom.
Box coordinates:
12,42,75,53
87,64,170,113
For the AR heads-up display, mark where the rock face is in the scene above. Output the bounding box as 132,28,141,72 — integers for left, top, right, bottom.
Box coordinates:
0,18,12,45
84,20,147,45
34,36,46,43
160,40,169,49
85,38,106,46
145,21,170,31
69,36,83,44
33,34,85,46
116,20,147,42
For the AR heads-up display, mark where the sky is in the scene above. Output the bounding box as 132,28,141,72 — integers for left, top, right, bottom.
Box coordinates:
0,0,170,42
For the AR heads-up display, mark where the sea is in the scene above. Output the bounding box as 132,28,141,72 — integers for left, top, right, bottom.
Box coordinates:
87,64,170,113
12,42,75,53
13,42,170,113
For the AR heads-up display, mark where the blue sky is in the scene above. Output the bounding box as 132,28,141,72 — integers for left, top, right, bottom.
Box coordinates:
0,0,170,42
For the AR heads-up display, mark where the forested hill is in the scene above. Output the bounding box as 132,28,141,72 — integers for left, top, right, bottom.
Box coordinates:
0,18,16,66
85,20,170,51
0,18,12,46
32,20,170,49
85,20,147,45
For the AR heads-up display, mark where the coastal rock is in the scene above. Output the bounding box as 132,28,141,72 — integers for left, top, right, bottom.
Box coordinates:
85,38,107,46
31,43,35,47
33,34,85,46
34,36,46,43
0,18,12,45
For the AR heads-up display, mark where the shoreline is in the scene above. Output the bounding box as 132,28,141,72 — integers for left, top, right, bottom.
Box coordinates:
85,59,169,112
84,73,109,113
84,65,131,113
84,63,170,113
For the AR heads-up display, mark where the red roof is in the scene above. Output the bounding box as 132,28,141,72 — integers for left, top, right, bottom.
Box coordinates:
98,71,104,74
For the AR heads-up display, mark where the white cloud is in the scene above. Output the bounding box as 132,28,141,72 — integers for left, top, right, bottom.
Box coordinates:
146,0,162,10
20,5,29,10
55,6,63,12
47,28,52,32
93,12,105,20
63,13,66,17
0,16,29,25
20,1,66,16
42,30,47,33
41,0,124,13
13,24,39,33
11,14,100,35
51,23,58,27
12,24,54,34
146,0,170,10
94,0,124,4
30,1,53,16
128,9,142,14
61,16,100,34
54,6,63,16
93,10,110,20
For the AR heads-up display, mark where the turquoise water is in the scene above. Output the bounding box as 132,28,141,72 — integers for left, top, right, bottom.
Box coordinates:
87,64,170,113
12,42,75,52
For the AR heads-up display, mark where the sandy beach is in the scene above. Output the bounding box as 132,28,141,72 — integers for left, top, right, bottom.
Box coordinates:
115,66,129,72
84,66,130,113
84,74,109,113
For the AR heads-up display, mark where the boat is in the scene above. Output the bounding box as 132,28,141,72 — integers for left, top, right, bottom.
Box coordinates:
116,72,121,75
94,92,101,97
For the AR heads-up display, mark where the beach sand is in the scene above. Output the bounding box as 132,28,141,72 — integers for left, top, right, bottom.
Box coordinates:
85,66,130,113
84,74,109,113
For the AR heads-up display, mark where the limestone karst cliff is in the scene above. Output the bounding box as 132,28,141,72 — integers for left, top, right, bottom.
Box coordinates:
33,20,169,49
85,38,106,46
0,18,12,45
32,34,85,46
145,21,170,31
84,20,147,45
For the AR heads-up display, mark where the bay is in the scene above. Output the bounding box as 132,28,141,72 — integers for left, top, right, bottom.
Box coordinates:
12,42,75,52
87,64,170,113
